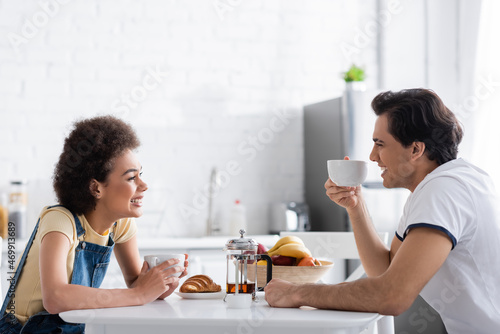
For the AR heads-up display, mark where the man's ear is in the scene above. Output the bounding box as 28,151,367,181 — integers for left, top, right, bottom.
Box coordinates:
411,141,426,160
89,179,102,199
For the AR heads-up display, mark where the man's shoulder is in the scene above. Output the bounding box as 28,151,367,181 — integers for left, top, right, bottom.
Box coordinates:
418,159,485,191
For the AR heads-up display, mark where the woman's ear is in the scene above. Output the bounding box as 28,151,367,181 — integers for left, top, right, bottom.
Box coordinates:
89,179,102,199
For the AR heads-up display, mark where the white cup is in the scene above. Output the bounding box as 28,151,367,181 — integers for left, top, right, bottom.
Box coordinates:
144,254,185,277
327,160,368,187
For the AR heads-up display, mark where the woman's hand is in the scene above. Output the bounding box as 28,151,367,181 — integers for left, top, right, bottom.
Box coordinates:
132,258,184,303
178,253,189,279
158,254,189,299
324,178,362,210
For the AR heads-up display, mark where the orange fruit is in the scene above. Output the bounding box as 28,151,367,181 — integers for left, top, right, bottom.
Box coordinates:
297,256,317,266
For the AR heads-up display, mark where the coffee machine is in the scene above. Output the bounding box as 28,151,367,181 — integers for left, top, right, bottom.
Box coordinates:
270,201,310,234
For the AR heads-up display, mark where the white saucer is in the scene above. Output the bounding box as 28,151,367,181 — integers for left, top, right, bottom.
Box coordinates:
175,291,225,300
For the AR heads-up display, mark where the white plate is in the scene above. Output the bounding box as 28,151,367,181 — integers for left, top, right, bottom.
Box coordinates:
175,291,225,300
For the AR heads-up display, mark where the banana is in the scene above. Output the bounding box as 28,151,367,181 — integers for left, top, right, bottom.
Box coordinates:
267,243,312,258
267,236,305,254
257,260,267,266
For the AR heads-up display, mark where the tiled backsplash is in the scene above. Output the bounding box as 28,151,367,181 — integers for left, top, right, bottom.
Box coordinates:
0,0,378,236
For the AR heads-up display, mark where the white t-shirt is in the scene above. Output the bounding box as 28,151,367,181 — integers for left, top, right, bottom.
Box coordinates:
396,158,500,333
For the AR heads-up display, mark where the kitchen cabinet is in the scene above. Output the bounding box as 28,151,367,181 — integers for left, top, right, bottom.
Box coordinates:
187,249,226,285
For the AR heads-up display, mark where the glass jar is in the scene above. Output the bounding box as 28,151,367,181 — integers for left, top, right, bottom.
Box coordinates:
8,180,28,239
224,229,272,301
0,192,8,239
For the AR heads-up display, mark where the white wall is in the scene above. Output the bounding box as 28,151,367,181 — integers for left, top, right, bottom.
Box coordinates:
0,0,379,237
380,0,482,160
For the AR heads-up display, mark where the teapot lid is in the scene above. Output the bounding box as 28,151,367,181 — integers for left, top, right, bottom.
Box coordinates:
225,229,257,250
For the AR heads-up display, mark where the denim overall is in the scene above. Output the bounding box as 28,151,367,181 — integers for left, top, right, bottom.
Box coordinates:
0,206,116,333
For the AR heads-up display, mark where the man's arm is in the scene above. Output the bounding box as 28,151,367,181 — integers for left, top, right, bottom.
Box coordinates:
265,227,452,316
346,195,396,276
325,178,394,276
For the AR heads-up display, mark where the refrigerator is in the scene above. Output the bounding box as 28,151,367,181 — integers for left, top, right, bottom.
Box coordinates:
304,89,407,233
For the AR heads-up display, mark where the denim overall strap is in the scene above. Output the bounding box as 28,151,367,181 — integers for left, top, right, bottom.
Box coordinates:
18,211,116,333
70,218,115,288
0,205,68,333
0,218,40,315
74,210,86,239
0,204,69,316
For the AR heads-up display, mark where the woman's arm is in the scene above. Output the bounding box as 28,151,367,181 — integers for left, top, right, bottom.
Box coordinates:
39,231,182,314
113,235,142,288
114,235,190,299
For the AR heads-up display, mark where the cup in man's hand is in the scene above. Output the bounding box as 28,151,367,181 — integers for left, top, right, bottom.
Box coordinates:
327,160,368,187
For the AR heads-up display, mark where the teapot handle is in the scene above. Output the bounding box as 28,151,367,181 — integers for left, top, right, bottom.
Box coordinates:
256,254,273,291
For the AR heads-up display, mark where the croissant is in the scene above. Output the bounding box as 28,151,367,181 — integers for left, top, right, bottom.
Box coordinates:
180,274,221,293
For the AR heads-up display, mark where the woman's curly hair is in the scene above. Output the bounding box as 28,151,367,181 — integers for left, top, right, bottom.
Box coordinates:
53,115,140,215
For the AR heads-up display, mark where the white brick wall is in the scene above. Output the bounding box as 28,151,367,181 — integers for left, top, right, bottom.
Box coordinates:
0,0,378,237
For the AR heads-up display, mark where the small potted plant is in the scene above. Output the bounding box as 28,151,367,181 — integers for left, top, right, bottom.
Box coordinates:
342,64,366,92
343,64,365,82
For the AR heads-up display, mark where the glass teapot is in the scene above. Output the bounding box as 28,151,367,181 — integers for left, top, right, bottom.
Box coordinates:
224,229,272,300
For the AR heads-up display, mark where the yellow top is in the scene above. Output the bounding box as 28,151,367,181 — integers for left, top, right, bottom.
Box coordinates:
10,206,137,323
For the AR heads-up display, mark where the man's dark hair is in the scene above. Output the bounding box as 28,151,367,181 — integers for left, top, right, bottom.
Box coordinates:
371,88,463,165
53,115,140,215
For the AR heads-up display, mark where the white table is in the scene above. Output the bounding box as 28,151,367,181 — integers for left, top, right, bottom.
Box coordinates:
60,293,381,334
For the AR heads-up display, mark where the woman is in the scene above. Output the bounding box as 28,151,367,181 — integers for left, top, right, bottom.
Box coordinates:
0,115,188,333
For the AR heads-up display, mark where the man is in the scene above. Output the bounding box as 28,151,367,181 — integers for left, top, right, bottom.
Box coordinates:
264,89,500,333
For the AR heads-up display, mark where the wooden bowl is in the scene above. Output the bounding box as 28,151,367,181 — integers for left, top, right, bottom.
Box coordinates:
248,260,334,288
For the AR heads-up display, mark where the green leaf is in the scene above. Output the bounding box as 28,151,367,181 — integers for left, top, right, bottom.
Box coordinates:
343,64,365,82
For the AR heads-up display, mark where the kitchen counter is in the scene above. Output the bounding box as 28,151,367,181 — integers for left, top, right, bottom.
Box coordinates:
136,234,279,251
60,293,381,334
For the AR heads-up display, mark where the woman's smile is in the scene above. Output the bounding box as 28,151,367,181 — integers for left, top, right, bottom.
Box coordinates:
130,196,144,207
